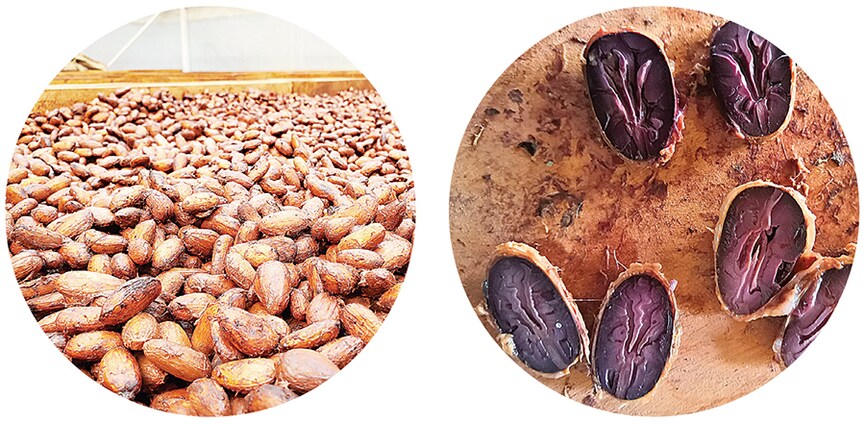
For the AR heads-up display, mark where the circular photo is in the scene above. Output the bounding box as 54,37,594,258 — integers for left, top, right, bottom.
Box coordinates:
450,6,856,415
7,6,413,416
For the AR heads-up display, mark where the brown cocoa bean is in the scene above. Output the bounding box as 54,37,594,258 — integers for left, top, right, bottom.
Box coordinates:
184,273,235,297
56,270,124,304
100,276,162,325
253,261,298,315
157,321,193,348
259,209,310,236
316,260,359,295
64,330,124,361
224,252,255,289
216,306,280,357
152,238,185,270
340,303,382,345
317,335,364,368
274,349,339,393
375,281,401,312
280,319,340,350
11,224,64,249
244,384,296,413
143,339,211,382
121,312,158,350
169,293,217,322
187,378,230,417
338,223,386,251
212,358,276,393
358,268,397,297
137,353,169,392
94,347,141,399
336,248,385,270
306,292,342,323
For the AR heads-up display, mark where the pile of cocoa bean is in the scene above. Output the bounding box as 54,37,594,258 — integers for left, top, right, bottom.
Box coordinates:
6,87,414,415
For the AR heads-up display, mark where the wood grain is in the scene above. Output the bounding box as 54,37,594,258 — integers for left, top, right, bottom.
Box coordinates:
449,6,858,416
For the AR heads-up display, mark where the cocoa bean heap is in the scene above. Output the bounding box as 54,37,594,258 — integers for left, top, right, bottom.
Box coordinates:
7,87,413,415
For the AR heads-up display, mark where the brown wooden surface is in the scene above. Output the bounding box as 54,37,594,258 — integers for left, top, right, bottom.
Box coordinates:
449,6,858,416
33,70,372,113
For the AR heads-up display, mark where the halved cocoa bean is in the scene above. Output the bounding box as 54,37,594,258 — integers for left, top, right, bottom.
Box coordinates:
774,245,855,367
592,263,679,400
714,181,815,320
583,29,683,163
710,21,795,139
483,242,589,376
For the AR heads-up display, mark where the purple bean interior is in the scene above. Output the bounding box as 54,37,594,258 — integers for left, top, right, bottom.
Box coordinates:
485,256,581,373
716,186,807,315
584,31,677,161
710,21,793,137
779,264,850,366
593,274,673,400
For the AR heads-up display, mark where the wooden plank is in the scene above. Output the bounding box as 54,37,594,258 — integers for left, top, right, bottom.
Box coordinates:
31,70,372,113
48,70,365,84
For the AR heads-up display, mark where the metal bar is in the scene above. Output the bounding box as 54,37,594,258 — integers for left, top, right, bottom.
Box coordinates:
105,12,160,69
179,7,190,72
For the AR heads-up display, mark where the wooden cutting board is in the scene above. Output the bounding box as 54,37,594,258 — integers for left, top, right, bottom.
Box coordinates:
449,6,858,415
